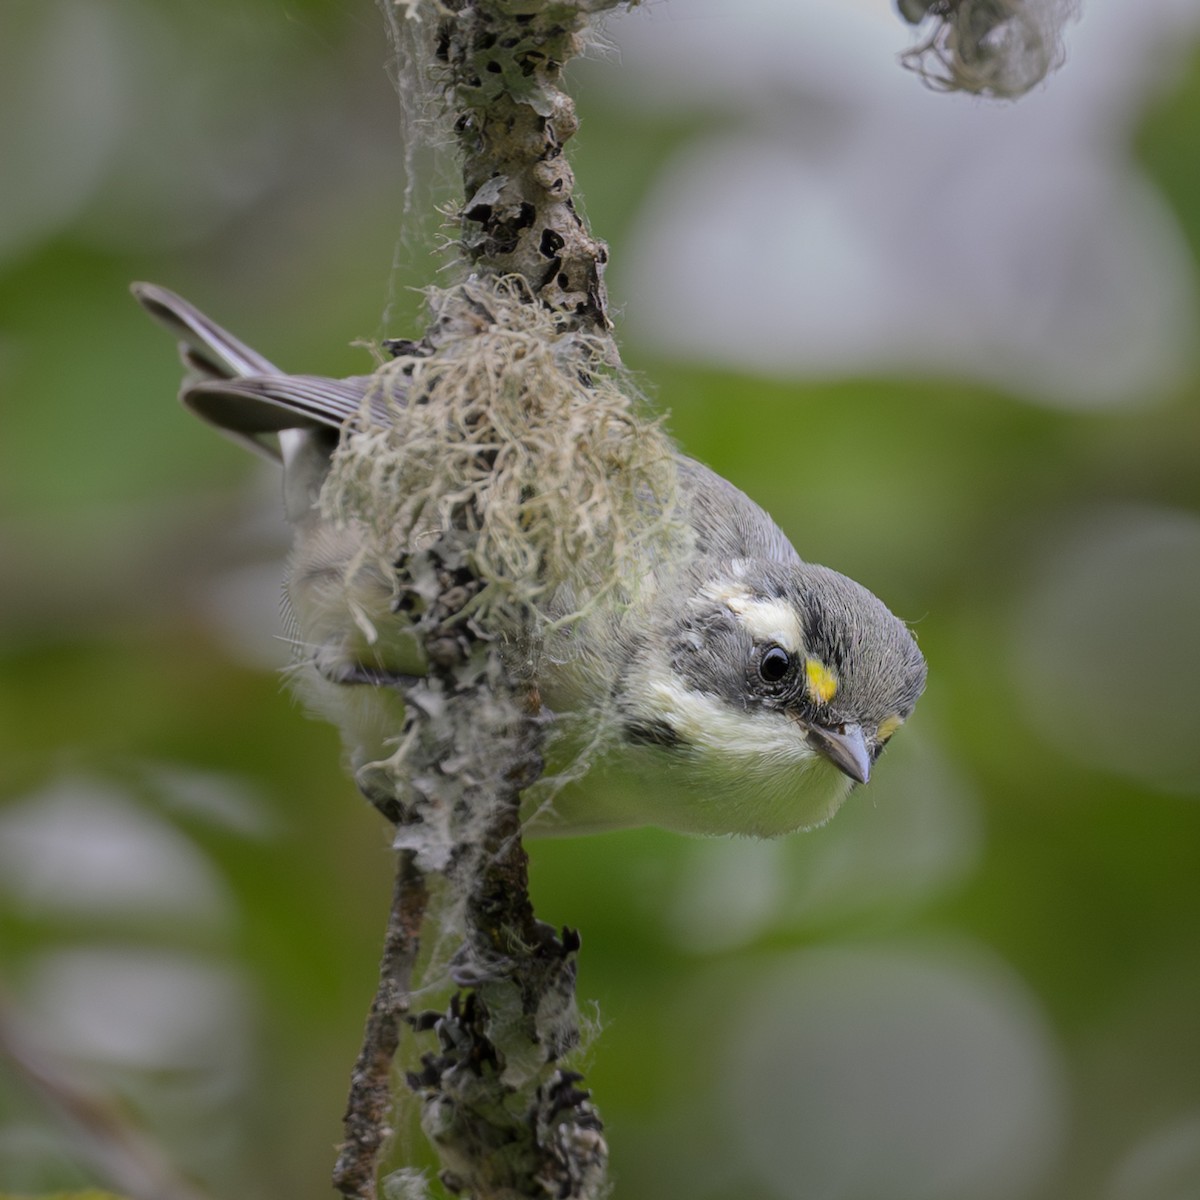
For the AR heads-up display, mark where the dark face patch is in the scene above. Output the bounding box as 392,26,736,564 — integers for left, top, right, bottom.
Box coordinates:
623,717,686,748
667,601,760,712
661,558,927,738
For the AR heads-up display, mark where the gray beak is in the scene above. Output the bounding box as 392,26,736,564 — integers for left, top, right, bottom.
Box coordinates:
805,722,871,785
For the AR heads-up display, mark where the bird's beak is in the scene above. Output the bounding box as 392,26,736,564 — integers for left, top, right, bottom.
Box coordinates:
804,722,871,785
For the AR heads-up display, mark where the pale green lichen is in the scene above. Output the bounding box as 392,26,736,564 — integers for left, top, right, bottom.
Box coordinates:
900,0,1080,98
320,276,683,642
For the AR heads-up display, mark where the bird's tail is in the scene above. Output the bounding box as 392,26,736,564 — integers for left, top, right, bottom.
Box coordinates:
131,281,280,381
132,282,384,462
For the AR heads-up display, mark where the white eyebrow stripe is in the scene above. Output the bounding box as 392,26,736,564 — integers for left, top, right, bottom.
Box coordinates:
700,583,803,653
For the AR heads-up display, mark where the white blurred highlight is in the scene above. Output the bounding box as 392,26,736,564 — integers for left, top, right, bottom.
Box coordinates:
667,731,982,951
1013,505,1200,794
138,760,279,838
0,0,340,262
0,2,124,262
25,947,250,1074
1108,1111,1200,1200
725,943,1067,1200
593,0,1200,407
0,777,232,927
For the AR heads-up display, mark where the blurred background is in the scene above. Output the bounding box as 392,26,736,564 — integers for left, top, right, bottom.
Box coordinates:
2,1,1200,1198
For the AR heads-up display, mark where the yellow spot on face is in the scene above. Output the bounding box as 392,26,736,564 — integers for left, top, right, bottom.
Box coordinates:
805,659,838,705
877,714,904,743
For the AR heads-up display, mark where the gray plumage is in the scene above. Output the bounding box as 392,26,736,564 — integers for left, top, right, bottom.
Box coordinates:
134,282,927,837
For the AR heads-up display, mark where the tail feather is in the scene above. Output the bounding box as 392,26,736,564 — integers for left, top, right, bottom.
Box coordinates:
132,281,394,462
132,281,278,380
183,375,379,439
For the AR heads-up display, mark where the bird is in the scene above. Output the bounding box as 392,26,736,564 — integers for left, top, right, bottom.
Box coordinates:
133,281,927,838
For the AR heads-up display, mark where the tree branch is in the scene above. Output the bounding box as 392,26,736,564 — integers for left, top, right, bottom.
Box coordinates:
439,0,632,341
334,849,430,1199
332,3,639,1195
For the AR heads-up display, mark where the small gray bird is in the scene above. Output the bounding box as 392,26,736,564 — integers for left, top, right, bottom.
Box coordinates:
134,282,926,838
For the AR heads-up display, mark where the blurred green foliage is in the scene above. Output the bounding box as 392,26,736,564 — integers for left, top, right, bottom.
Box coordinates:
2,4,1199,1200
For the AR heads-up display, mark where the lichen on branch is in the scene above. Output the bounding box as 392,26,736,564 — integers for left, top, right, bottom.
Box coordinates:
408,0,635,339
333,4,643,1198
898,0,1080,97
322,276,680,638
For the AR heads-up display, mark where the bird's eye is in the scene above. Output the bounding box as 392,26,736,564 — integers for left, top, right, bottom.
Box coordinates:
759,645,792,683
